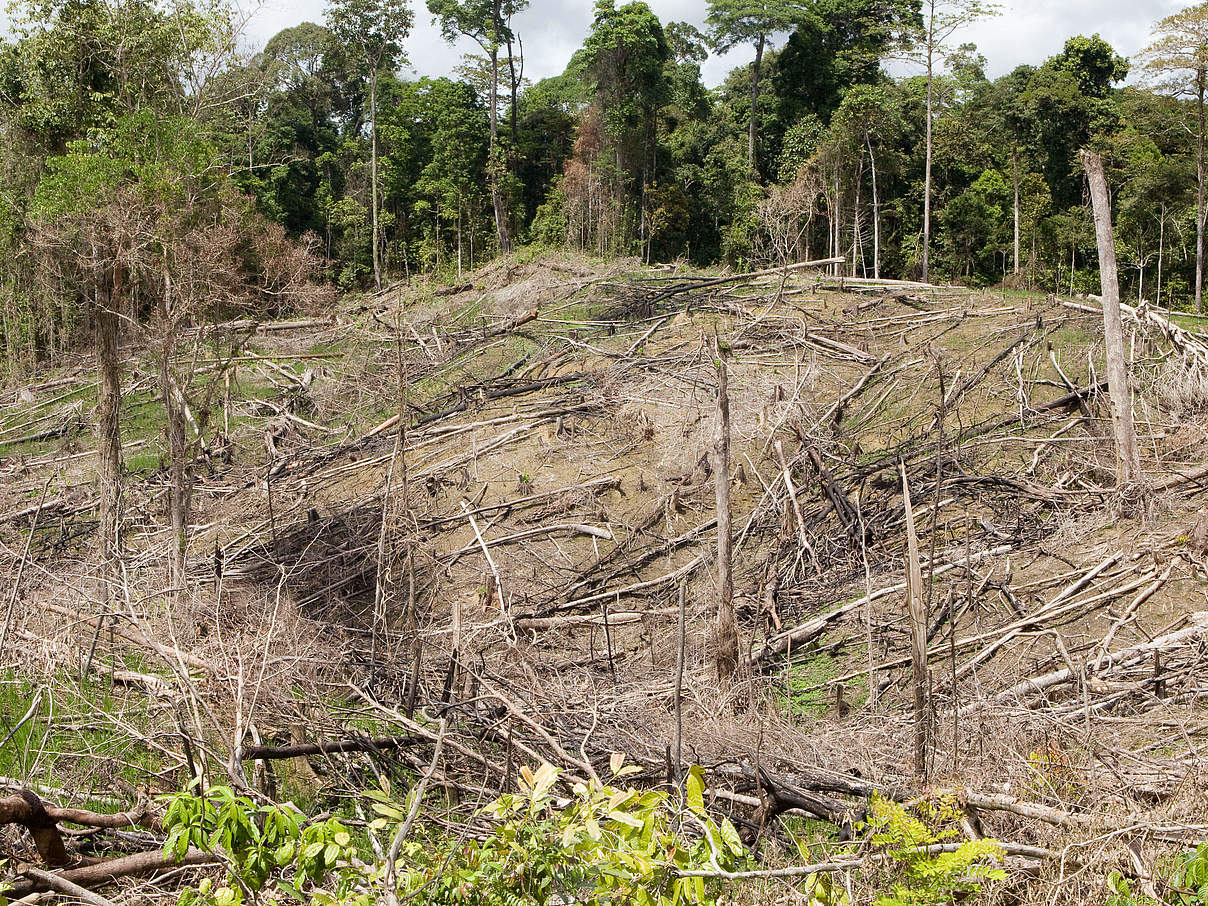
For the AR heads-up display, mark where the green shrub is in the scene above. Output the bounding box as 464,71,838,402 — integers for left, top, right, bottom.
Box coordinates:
864,794,1005,906
161,758,747,906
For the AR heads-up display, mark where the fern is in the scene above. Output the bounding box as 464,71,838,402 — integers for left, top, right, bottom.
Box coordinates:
866,794,1006,906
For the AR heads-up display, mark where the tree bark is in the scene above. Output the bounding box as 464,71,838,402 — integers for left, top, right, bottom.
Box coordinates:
748,33,765,176
8,849,217,898
1012,150,1021,275
1158,203,1166,307
489,30,513,254
901,461,928,779
370,68,382,292
506,30,520,145
158,269,189,586
922,0,935,283
1197,67,1205,313
1082,149,1141,486
96,265,123,581
868,133,881,280
713,349,737,681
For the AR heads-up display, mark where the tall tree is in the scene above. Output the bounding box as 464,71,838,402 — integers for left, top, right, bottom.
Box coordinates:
987,65,1033,276
913,0,998,281
427,0,529,254
831,83,904,277
774,0,920,128
1143,2,1208,313
573,0,670,253
7,0,236,588
706,0,805,175
326,0,413,291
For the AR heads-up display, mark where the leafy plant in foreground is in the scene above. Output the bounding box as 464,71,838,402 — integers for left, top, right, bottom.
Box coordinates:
161,757,748,906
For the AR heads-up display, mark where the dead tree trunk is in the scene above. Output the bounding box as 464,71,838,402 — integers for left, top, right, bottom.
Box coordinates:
713,348,738,681
901,461,927,778
96,265,124,581
1081,149,1142,486
157,266,190,585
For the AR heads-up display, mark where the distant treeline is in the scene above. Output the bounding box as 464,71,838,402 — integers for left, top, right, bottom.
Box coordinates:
2,0,1208,370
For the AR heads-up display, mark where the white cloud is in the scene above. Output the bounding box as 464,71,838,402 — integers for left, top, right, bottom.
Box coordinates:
227,0,1201,87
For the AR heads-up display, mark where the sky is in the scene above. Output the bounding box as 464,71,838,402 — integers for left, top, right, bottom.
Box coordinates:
237,0,1189,88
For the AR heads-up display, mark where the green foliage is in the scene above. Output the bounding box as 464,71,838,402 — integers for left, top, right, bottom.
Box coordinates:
940,168,1010,280
1105,870,1160,906
326,0,412,76
162,785,359,906
1054,34,1129,99
864,794,1005,906
1168,843,1208,905
164,760,749,906
391,760,748,905
0,671,164,793
32,112,219,219
773,0,919,127
5,0,1208,337
575,0,671,140
704,0,806,56
777,653,867,719
427,0,528,54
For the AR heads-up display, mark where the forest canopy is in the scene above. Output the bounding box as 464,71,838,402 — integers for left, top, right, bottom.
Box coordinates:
1,0,1207,369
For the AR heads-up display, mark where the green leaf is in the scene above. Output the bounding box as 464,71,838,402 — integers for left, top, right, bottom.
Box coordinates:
685,766,706,812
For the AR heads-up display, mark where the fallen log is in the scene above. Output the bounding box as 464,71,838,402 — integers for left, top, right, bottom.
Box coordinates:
774,767,1095,830
0,791,69,866
0,792,156,867
978,610,1208,710
19,868,117,906
738,766,860,843
747,545,1011,665
241,734,424,760
7,849,217,897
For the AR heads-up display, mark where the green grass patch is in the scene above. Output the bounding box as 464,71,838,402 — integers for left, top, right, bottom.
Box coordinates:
0,669,168,797
777,651,866,720
126,449,163,476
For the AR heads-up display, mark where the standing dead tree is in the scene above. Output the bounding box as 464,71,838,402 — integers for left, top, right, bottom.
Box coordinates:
901,460,928,778
713,343,738,681
1081,149,1142,486
28,192,150,608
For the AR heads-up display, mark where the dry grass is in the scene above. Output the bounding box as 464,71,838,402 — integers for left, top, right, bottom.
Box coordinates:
3,254,1208,903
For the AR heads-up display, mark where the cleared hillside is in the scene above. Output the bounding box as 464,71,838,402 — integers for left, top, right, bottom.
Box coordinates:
3,254,1208,904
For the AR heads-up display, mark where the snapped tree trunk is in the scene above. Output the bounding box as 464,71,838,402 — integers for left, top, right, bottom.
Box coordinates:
901,461,927,778
1081,149,1141,486
713,349,738,681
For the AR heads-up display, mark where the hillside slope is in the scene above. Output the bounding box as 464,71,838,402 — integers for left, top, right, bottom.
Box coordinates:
2,253,1208,904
